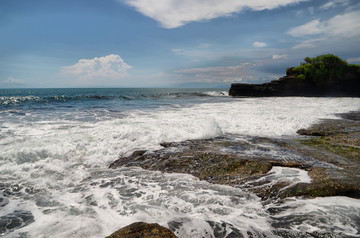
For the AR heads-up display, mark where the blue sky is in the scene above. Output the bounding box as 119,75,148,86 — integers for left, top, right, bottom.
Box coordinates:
1,0,360,88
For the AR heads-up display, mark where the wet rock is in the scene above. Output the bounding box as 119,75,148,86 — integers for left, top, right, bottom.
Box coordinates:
288,111,360,198
338,111,360,121
297,117,360,137
0,197,9,207
110,138,277,185
106,222,177,238
110,111,360,199
109,136,310,200
0,210,34,234
206,221,244,238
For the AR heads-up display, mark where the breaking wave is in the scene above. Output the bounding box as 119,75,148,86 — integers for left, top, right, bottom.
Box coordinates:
0,88,229,107
1,88,360,237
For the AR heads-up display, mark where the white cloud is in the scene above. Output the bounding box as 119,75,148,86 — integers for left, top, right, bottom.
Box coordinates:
296,6,315,17
320,0,351,10
62,54,131,81
172,43,212,57
292,42,315,49
292,37,327,49
347,57,360,63
174,63,278,84
171,48,187,56
320,1,335,9
175,65,249,83
326,11,360,37
272,54,288,60
0,76,25,86
253,41,267,48
123,0,308,29
287,11,360,38
287,19,323,37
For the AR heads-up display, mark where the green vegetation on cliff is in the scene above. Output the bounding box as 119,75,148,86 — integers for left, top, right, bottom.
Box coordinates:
230,54,360,97
286,54,360,87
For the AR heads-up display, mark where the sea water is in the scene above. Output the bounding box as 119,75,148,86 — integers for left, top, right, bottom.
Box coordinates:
0,88,360,237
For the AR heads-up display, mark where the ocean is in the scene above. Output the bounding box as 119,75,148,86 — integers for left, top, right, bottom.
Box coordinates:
1,88,360,237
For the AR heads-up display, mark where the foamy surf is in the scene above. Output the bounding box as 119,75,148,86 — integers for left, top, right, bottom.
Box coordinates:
1,88,360,237
2,168,271,238
267,196,360,237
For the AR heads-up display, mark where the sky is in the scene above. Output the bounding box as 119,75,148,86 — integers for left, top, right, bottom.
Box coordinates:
1,0,360,88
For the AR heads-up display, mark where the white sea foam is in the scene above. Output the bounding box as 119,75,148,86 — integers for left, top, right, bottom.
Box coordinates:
1,97,360,237
0,96,42,105
203,90,229,97
267,196,360,237
243,166,312,192
4,168,272,238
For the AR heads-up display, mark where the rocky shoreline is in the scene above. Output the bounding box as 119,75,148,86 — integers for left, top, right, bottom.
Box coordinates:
107,110,360,237
109,110,360,200
229,55,360,97
229,76,360,97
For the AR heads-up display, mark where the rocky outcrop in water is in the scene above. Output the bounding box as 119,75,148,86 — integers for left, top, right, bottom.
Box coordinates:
229,76,313,97
106,222,177,238
287,112,360,198
110,111,360,200
108,111,360,237
229,74,360,97
229,54,360,97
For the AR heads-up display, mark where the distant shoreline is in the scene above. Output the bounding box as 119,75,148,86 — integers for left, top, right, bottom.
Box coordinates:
229,54,360,97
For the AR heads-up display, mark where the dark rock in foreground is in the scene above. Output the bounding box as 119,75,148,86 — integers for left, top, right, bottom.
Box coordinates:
106,222,177,238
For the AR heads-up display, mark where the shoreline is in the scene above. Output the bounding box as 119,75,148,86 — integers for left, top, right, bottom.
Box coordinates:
109,110,360,200
107,108,360,237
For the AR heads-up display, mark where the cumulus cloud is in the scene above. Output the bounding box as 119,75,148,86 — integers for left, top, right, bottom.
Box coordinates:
123,0,308,29
287,11,360,38
62,54,131,81
253,41,267,48
272,54,288,60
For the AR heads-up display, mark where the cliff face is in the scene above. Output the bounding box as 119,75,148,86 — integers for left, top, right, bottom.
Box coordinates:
229,75,360,97
229,54,360,97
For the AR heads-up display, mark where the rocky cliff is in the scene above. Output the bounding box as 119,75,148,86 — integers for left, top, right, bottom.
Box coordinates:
229,76,360,97
229,54,360,97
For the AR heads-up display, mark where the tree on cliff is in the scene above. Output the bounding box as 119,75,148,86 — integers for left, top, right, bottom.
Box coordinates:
286,54,360,87
230,54,360,96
